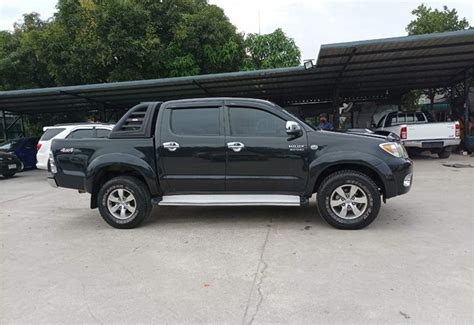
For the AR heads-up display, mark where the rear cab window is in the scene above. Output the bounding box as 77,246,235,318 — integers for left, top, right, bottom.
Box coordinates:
170,107,220,136
40,128,66,141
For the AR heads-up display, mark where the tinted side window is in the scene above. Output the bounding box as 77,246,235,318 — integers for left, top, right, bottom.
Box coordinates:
40,128,65,141
170,108,220,136
67,129,94,139
396,114,406,124
385,113,396,127
406,114,415,123
96,129,111,138
416,113,426,122
229,107,286,137
376,115,386,128
27,138,37,147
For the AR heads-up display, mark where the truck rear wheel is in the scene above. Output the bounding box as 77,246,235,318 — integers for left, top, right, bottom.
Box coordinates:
97,176,151,229
437,148,451,159
317,170,381,229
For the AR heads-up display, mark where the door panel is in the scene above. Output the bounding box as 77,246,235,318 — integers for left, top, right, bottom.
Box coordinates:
158,103,226,193
225,105,308,193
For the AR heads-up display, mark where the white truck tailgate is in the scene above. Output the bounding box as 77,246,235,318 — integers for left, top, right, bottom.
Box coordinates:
406,122,456,141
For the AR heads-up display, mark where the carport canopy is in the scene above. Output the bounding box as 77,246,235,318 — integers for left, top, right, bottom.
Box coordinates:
0,29,473,114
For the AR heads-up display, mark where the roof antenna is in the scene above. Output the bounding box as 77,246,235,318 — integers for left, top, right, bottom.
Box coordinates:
258,11,261,34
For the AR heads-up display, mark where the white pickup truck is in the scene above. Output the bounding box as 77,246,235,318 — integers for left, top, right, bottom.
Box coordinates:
374,112,460,158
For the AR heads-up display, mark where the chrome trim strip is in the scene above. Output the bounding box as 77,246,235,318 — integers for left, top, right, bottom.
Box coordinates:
158,194,300,206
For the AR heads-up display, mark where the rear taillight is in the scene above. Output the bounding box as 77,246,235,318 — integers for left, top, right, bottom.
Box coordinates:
36,143,42,151
400,125,407,140
455,121,460,137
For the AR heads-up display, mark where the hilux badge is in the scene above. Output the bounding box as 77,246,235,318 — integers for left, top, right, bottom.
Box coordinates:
288,144,305,151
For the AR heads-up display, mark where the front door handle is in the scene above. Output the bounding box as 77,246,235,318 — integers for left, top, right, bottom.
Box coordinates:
163,142,180,151
227,142,245,152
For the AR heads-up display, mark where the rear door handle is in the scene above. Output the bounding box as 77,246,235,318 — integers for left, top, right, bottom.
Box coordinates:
163,142,180,151
227,142,245,152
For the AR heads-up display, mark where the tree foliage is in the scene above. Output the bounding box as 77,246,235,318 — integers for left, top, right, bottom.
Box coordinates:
405,4,471,113
0,0,301,91
406,4,470,35
244,28,300,70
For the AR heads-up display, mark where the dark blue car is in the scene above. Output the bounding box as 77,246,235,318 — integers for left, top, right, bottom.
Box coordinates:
0,137,39,170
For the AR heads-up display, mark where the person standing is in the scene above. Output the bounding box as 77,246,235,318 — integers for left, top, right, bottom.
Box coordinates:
318,113,334,130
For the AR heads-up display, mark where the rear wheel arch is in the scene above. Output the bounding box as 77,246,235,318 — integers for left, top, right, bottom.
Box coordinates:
90,165,157,209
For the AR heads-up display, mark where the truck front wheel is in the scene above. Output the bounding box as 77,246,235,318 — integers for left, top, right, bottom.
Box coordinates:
97,176,151,229
317,170,381,229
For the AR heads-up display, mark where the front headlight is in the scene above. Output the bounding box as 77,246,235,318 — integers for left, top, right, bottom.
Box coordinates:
379,142,408,158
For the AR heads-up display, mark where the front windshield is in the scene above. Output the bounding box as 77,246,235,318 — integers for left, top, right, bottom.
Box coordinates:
0,139,20,151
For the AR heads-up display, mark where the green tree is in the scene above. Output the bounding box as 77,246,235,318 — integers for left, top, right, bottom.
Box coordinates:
406,4,470,35
405,4,471,112
0,13,54,90
244,28,301,70
41,0,247,84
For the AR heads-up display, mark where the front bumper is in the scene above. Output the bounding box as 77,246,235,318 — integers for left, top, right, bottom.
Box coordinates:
383,158,413,199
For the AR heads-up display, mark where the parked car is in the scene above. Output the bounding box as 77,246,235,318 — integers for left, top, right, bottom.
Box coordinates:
374,112,460,158
36,123,114,170
0,151,23,178
0,137,39,169
49,98,413,230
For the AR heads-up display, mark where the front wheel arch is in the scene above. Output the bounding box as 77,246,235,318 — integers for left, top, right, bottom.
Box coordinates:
313,163,386,200
316,170,382,229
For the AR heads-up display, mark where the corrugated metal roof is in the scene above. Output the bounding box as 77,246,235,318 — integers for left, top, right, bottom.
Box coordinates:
1,29,473,113
316,29,474,92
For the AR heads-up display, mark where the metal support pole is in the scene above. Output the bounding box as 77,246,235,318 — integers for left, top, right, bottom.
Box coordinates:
21,114,26,137
332,89,339,128
2,110,7,141
464,69,471,141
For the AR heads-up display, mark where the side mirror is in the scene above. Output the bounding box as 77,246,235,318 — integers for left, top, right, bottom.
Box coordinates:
286,121,302,136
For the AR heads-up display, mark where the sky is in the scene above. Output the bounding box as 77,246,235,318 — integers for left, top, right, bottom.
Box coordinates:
1,0,473,60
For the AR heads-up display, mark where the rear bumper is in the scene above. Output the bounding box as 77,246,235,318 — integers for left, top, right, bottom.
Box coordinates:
0,161,21,174
48,175,58,188
403,138,460,148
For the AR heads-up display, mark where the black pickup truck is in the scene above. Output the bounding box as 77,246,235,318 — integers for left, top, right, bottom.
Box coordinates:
49,98,413,229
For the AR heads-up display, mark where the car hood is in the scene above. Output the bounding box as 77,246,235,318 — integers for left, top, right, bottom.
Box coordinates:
316,129,391,143
0,151,17,159
331,129,400,142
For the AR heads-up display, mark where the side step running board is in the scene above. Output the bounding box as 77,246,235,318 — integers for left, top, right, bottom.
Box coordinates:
156,194,301,206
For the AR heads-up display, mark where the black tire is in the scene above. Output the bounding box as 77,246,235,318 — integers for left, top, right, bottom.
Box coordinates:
437,149,451,159
2,171,16,178
97,176,152,229
316,170,381,230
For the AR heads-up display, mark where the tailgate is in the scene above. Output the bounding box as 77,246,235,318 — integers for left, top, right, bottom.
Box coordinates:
51,138,103,190
405,122,457,141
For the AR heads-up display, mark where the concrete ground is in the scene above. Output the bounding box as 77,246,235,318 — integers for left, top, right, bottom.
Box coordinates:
1,154,473,324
